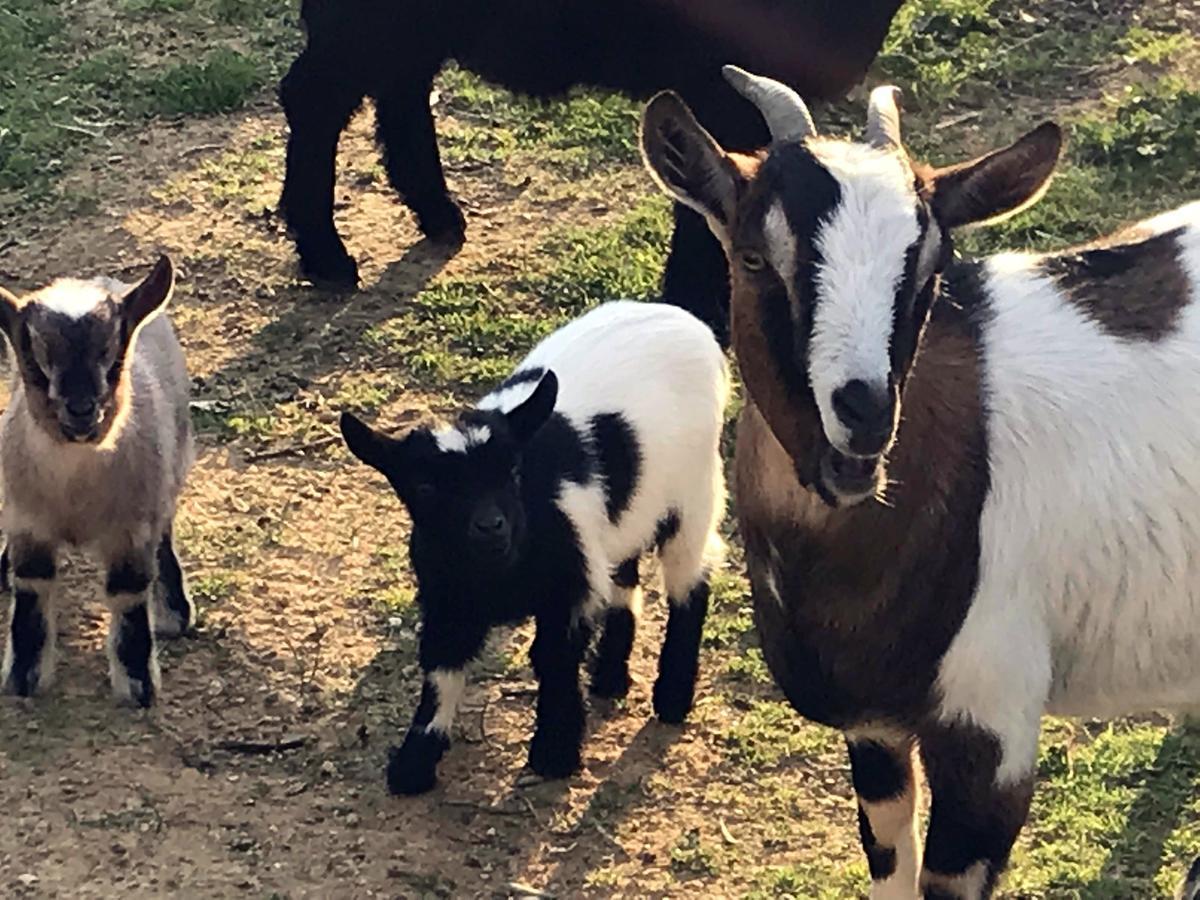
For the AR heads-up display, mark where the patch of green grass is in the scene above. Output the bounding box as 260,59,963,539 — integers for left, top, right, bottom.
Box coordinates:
878,0,999,105
190,573,239,606
142,48,264,117
1120,26,1195,66
121,0,195,17
746,861,868,900
703,571,755,650
724,700,842,768
669,828,721,878
438,66,639,174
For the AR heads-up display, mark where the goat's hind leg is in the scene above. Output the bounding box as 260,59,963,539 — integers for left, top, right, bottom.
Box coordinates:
278,49,366,286
590,556,640,699
104,548,160,708
1,536,58,697
374,72,466,246
847,731,922,899
153,526,193,638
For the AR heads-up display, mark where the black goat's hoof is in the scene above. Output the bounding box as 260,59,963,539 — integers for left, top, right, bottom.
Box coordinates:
386,736,445,796
652,676,694,725
417,201,467,247
298,246,360,289
589,662,631,700
528,731,581,780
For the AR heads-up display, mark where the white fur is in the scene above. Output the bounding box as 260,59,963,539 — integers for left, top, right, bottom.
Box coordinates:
426,668,467,735
35,279,110,320
805,141,920,453
480,300,729,608
936,202,1200,784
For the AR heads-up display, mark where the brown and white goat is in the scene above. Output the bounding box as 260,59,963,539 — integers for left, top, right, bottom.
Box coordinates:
642,67,1200,898
0,257,194,708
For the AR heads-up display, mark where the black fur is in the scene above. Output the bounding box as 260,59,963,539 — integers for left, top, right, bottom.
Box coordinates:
499,366,547,390
5,589,47,697
654,580,709,723
13,547,55,582
387,679,453,795
654,510,681,549
0,546,9,594
278,0,905,339
156,531,192,631
591,608,636,699
591,412,641,523
106,559,152,596
114,603,155,708
848,739,908,803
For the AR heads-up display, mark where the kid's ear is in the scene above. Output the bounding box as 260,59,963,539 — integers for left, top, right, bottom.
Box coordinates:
340,412,400,474
121,255,175,331
0,286,21,339
506,370,558,443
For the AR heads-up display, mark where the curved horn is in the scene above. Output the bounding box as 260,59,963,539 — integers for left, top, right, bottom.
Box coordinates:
722,64,816,143
866,85,904,151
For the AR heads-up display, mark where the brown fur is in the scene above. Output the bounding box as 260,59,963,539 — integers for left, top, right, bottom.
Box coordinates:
1042,227,1190,342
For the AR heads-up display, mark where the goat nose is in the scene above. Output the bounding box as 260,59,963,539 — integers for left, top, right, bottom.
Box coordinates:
66,396,96,418
471,510,507,537
832,379,890,436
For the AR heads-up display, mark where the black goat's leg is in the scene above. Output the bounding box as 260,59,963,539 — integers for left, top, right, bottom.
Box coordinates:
374,73,466,246
279,49,366,286
661,203,731,347
528,610,590,779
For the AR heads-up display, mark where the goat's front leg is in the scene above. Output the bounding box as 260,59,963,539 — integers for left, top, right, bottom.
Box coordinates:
386,618,484,796
847,731,922,899
917,720,1037,899
104,547,159,708
528,610,591,780
1,535,58,697
278,49,366,286
374,72,466,246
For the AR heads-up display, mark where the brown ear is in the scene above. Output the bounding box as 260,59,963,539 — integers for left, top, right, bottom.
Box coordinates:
640,91,744,238
929,123,1063,229
121,255,175,330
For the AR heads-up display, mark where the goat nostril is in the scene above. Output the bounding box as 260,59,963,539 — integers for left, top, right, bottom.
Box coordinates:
473,513,506,536
66,398,96,419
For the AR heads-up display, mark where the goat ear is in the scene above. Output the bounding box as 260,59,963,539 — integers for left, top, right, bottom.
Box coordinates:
641,91,742,238
121,255,175,331
929,123,1063,229
0,286,20,339
506,370,558,444
340,412,398,474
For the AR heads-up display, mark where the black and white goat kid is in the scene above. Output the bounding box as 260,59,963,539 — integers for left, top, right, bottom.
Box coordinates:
341,301,727,794
0,257,193,708
643,67,1200,898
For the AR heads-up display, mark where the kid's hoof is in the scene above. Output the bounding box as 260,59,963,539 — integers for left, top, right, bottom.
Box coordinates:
298,242,360,288
387,745,439,796
528,731,581,780
417,201,467,247
589,662,631,700
652,675,694,725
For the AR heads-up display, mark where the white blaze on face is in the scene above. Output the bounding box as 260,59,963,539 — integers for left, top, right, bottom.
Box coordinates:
804,142,920,453
433,424,491,453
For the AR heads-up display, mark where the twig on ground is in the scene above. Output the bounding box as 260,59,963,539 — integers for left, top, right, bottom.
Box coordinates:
216,735,311,755
507,883,555,899
245,433,341,462
444,799,530,817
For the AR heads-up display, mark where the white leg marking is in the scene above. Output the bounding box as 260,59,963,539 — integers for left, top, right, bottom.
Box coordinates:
426,668,467,736
865,788,922,900
921,861,989,899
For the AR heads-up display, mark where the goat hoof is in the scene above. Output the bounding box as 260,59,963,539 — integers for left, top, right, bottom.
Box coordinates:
417,202,467,246
298,245,359,288
652,677,694,725
114,678,156,709
589,663,631,699
386,746,439,796
528,732,581,780
2,670,39,698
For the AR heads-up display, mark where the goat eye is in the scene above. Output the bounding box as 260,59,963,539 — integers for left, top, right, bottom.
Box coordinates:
740,251,766,272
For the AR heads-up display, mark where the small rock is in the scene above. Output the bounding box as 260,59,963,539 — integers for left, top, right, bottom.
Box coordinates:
17,874,38,887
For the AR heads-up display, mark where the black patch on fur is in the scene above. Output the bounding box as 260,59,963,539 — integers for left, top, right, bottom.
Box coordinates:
1042,226,1190,342
654,510,681,549
918,722,1032,892
115,603,155,708
0,547,9,593
848,739,909,803
591,607,636,699
106,559,151,596
13,548,55,582
388,679,452,795
499,367,546,390
923,888,960,900
858,805,898,880
612,556,639,589
654,580,709,723
156,531,192,630
6,589,47,697
590,412,641,523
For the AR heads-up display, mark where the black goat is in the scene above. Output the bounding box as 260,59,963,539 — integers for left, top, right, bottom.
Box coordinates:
278,0,905,341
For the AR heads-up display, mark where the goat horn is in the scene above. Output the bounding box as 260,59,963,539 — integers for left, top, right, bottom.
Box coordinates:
866,85,904,151
722,64,816,143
